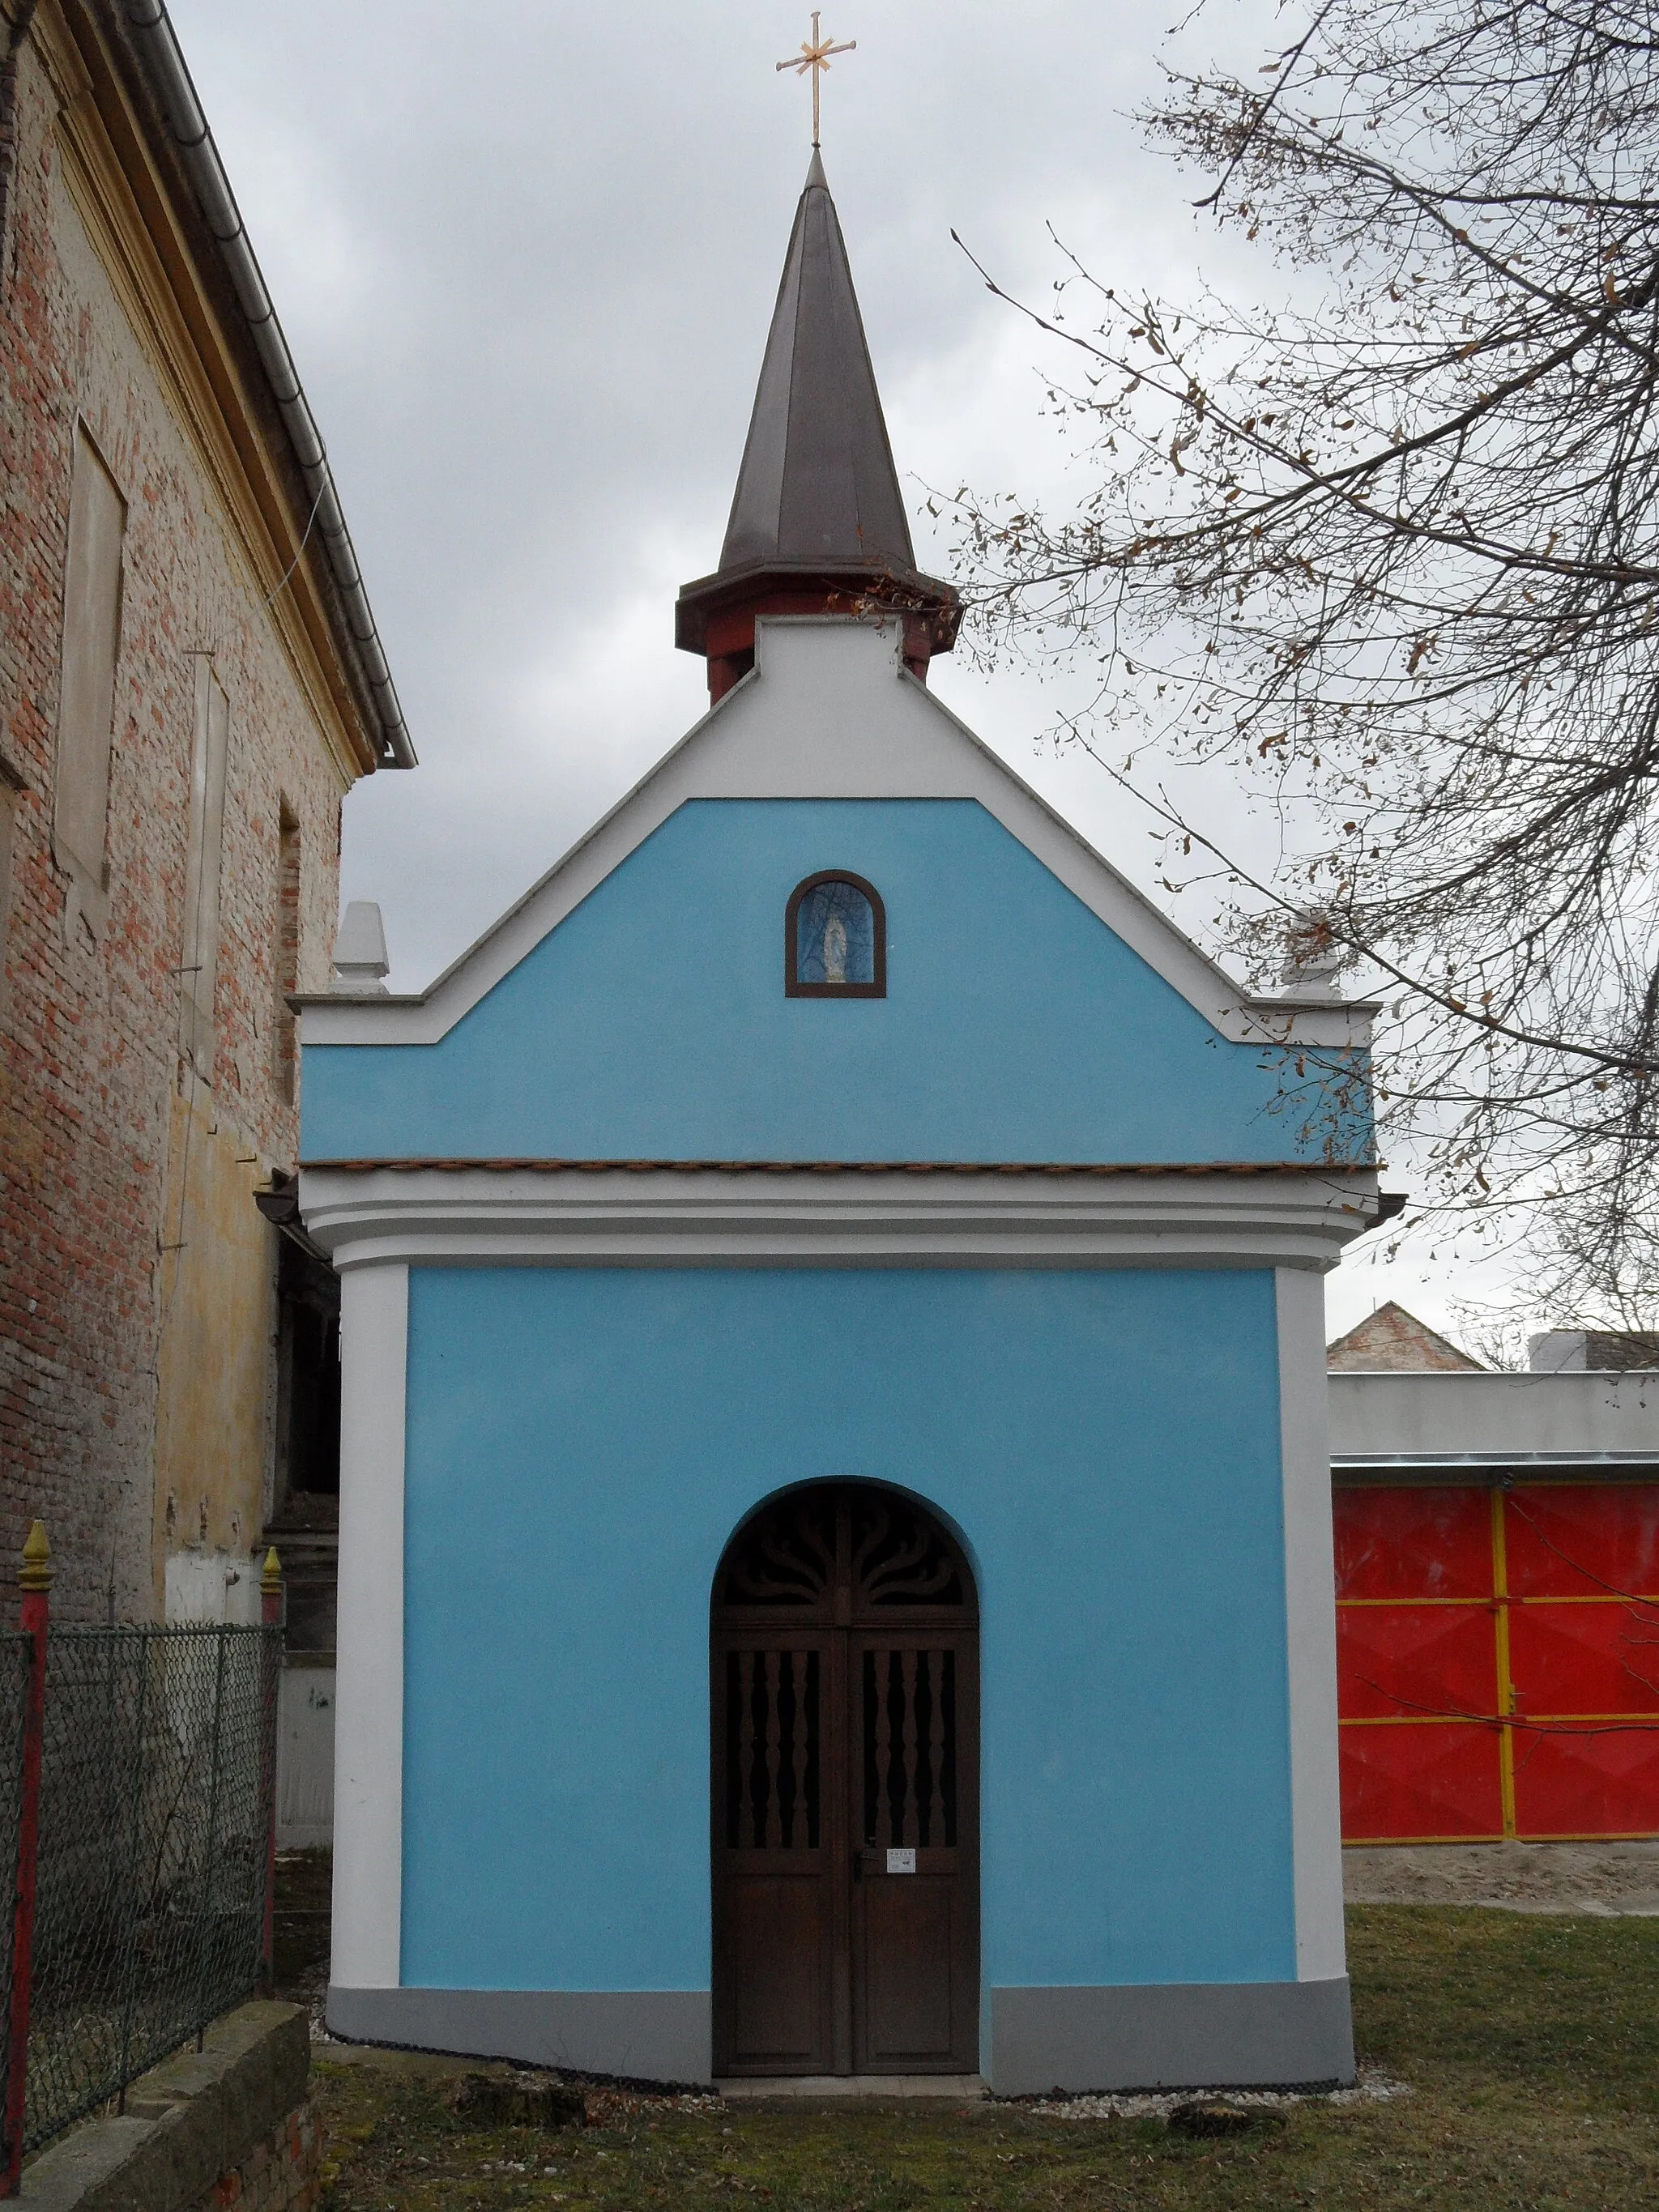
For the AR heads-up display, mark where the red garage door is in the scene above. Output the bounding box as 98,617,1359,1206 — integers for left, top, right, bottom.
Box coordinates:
1334,1482,1659,1841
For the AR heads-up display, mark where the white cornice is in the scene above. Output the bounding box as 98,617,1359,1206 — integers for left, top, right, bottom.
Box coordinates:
299,1164,1384,1275
296,620,1375,1055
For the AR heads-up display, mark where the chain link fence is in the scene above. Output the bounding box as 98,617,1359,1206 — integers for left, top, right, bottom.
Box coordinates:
21,1624,280,2155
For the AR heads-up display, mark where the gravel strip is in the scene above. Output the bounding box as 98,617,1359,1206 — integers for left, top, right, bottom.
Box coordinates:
1345,1840,1659,1914
1027,2065,1412,2120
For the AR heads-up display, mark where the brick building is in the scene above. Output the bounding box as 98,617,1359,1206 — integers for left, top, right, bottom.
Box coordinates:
0,1,412,1624
1326,1300,1482,1374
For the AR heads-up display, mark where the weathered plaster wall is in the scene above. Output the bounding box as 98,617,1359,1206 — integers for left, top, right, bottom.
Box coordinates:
275,1662,335,1850
153,1086,281,1618
0,15,354,1619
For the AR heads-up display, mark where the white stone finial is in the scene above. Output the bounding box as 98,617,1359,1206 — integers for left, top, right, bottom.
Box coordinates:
332,900,390,995
1282,950,1345,1001
1280,918,1346,1000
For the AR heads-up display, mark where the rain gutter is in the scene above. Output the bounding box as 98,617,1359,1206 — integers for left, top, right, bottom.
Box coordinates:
121,0,416,768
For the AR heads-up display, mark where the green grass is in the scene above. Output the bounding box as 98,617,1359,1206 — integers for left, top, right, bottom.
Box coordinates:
313,1907,1659,2210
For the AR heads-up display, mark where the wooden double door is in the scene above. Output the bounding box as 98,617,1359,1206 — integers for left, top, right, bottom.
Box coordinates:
711,1482,980,2077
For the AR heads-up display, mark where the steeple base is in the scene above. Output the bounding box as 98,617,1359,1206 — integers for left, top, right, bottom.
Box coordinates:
676,561,960,704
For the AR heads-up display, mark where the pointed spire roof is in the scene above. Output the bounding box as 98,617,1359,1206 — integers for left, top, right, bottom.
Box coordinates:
676,154,958,693
719,151,915,574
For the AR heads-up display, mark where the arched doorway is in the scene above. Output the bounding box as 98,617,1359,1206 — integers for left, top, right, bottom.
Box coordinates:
710,1481,979,2078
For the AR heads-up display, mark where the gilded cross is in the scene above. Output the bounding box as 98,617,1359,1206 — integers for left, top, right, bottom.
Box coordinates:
776,12,855,149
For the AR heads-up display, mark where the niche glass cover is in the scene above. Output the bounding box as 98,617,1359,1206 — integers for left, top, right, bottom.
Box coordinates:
787,872,885,996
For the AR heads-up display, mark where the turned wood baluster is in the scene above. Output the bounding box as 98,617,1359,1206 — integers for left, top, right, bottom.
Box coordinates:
790,1652,810,1849
900,1650,919,1847
736,1652,757,1848
928,1650,948,1848
872,1650,893,1848
764,1652,783,1848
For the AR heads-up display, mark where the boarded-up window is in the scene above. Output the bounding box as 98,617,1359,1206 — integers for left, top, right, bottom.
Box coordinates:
275,805,301,1099
53,425,126,906
179,660,229,1079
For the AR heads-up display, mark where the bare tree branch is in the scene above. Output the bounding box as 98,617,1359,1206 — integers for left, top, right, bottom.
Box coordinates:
945,0,1659,1320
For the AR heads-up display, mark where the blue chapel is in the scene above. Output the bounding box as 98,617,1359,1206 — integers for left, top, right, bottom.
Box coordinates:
297,153,1381,2094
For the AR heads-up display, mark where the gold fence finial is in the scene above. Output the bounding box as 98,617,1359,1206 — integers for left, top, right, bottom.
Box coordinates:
19,1520,52,1592
261,1546,282,1594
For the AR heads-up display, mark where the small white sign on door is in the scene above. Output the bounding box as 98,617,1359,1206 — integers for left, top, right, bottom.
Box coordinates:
885,1848,917,1874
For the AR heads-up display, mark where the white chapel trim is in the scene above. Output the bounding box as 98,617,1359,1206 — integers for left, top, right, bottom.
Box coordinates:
331,1262,408,1992
1277,1266,1348,1983
298,620,1375,1055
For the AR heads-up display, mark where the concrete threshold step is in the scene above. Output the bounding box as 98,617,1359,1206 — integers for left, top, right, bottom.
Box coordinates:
716,2074,986,2099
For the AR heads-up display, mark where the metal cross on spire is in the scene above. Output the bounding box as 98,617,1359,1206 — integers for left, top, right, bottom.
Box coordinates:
775,11,855,149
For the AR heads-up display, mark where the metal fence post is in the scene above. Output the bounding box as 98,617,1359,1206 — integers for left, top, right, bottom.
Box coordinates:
259,1551,281,1995
112,1633,152,2114
191,1630,229,2052
3,1524,51,2197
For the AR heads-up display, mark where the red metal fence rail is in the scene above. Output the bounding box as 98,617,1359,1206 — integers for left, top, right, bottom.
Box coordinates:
1,1527,48,2197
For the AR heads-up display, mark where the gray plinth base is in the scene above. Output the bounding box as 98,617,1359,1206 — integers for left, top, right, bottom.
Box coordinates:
326,1987,713,2086
989,1976,1354,2095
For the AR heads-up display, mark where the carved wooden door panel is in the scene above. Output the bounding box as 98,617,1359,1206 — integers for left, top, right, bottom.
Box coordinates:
851,1634,978,2071
711,1485,979,2077
711,1634,843,2073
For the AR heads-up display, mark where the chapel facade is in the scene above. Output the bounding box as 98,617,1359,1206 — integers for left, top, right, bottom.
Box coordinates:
301,155,1381,2092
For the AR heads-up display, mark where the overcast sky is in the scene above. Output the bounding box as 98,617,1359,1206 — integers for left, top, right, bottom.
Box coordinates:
163,0,1523,1346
